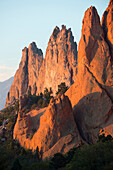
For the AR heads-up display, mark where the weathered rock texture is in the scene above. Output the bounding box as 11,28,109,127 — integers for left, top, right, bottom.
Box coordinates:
6,26,77,106
37,25,77,95
102,0,113,59
66,4,113,143
6,42,43,106
13,94,81,158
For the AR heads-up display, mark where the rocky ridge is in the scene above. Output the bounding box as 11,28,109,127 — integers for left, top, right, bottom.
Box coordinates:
6,26,77,106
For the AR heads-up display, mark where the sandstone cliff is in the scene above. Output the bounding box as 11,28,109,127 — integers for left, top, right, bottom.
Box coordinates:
66,4,113,143
37,25,77,95
13,94,81,158
6,26,77,106
102,0,113,60
6,42,43,106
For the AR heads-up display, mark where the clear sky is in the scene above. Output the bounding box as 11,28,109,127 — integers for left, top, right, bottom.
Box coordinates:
0,0,109,82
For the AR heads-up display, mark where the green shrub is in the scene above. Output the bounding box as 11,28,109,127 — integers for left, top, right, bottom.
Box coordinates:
11,158,22,170
98,134,113,143
28,161,49,170
20,148,26,156
65,142,113,170
50,153,66,169
37,98,43,107
56,82,68,95
42,100,48,108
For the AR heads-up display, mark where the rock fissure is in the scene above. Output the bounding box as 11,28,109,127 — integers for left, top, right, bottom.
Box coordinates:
85,64,113,103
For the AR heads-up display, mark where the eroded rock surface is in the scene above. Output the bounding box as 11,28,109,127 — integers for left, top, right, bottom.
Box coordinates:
13,94,81,158
102,0,113,59
66,4,113,143
37,25,77,95
6,26,77,106
6,42,43,107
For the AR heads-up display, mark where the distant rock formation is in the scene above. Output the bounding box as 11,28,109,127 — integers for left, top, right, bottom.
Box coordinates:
0,77,14,110
66,4,113,143
6,26,77,106
13,94,81,158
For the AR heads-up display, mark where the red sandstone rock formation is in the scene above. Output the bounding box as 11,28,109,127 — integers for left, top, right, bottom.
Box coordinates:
13,94,81,158
5,42,43,107
66,4,113,143
6,26,77,106
37,25,77,95
101,0,113,59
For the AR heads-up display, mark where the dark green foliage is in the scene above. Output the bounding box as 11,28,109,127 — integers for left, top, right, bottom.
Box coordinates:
56,82,68,95
43,87,53,103
28,161,50,170
65,148,76,164
42,100,48,108
34,146,41,160
50,153,66,169
65,141,113,170
11,158,22,170
21,87,53,113
37,98,43,107
14,100,19,112
98,134,113,143
20,148,26,156
25,149,33,156
104,162,113,170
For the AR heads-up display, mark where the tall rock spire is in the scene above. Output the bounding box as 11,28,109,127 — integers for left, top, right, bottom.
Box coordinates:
108,0,113,7
66,5,113,143
101,0,113,59
37,25,77,95
5,43,43,107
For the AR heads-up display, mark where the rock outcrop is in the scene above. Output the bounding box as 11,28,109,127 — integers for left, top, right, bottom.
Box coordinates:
6,42,43,106
101,0,113,59
13,94,81,158
6,26,77,106
37,25,77,95
66,4,113,143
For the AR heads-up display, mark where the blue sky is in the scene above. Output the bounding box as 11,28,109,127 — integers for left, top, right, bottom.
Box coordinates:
0,0,109,81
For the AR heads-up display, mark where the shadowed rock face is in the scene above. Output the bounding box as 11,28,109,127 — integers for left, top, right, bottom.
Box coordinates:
13,94,81,158
37,25,77,95
66,3,113,143
102,0,113,59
